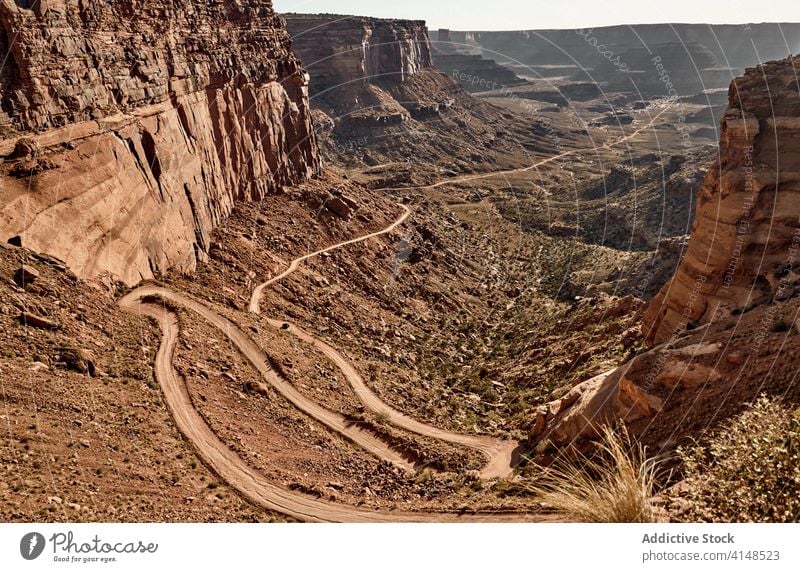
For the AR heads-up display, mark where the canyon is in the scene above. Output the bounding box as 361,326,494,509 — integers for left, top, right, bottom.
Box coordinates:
0,2,799,524
531,55,800,453
0,0,318,286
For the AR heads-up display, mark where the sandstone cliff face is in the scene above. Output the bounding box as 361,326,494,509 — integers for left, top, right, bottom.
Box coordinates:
284,15,437,129
644,55,800,344
531,55,800,448
0,0,319,285
284,15,432,96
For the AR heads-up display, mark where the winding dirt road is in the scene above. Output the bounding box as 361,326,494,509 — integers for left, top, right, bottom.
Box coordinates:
116,208,528,520
382,103,674,192
249,205,412,314
259,317,518,478
248,206,519,478
116,107,674,520
120,298,535,522
120,285,415,472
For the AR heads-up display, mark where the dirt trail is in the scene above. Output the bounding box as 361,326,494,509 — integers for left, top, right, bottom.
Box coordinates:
120,286,416,472
262,318,518,478
110,109,676,519
249,205,412,314
382,103,674,192
249,206,519,478
120,298,537,522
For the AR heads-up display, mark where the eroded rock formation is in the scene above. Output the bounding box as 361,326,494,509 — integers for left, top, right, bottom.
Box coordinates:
284,15,432,95
532,55,800,448
284,14,438,128
0,0,319,285
644,55,800,344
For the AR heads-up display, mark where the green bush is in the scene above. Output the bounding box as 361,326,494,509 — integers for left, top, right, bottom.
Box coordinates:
674,396,800,522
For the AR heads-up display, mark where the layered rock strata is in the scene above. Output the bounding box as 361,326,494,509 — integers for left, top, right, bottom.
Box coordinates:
532,55,800,446
644,55,800,344
284,15,432,95
284,14,438,128
0,0,319,285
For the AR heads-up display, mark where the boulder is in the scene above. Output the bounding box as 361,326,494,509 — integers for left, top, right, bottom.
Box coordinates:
18,312,59,330
326,197,352,219
339,194,359,210
10,138,39,159
54,347,97,376
531,360,663,445
13,265,40,287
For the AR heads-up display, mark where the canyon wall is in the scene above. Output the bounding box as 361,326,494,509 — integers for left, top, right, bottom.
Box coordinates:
284,14,459,133
283,15,432,96
532,54,800,448
283,14,532,174
644,55,800,344
0,0,319,285
434,24,800,95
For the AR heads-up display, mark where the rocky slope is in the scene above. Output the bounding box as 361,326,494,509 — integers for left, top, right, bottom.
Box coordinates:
0,241,280,522
0,0,319,286
531,54,800,450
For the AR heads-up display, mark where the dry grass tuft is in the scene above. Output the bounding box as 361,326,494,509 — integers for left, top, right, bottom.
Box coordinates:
528,425,659,522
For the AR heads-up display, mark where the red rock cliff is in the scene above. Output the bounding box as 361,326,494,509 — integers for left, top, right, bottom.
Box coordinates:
529,55,800,449
0,0,319,285
644,55,800,344
283,15,432,96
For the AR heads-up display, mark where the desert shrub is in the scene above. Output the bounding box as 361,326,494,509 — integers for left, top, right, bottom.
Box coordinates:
527,426,658,522
674,396,800,522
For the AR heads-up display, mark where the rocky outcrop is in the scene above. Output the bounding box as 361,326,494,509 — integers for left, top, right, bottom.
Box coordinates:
532,55,800,447
284,15,432,96
644,55,800,344
284,14,440,129
0,0,319,285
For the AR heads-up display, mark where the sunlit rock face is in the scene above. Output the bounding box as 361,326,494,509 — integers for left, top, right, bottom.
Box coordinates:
645,55,800,344
0,0,319,285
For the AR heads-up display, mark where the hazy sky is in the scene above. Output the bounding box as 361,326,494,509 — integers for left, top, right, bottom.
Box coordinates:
273,0,800,31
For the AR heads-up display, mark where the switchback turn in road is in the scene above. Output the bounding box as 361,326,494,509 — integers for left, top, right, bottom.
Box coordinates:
248,205,520,478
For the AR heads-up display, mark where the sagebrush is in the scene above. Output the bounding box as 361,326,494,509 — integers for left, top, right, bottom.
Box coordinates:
672,396,800,522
